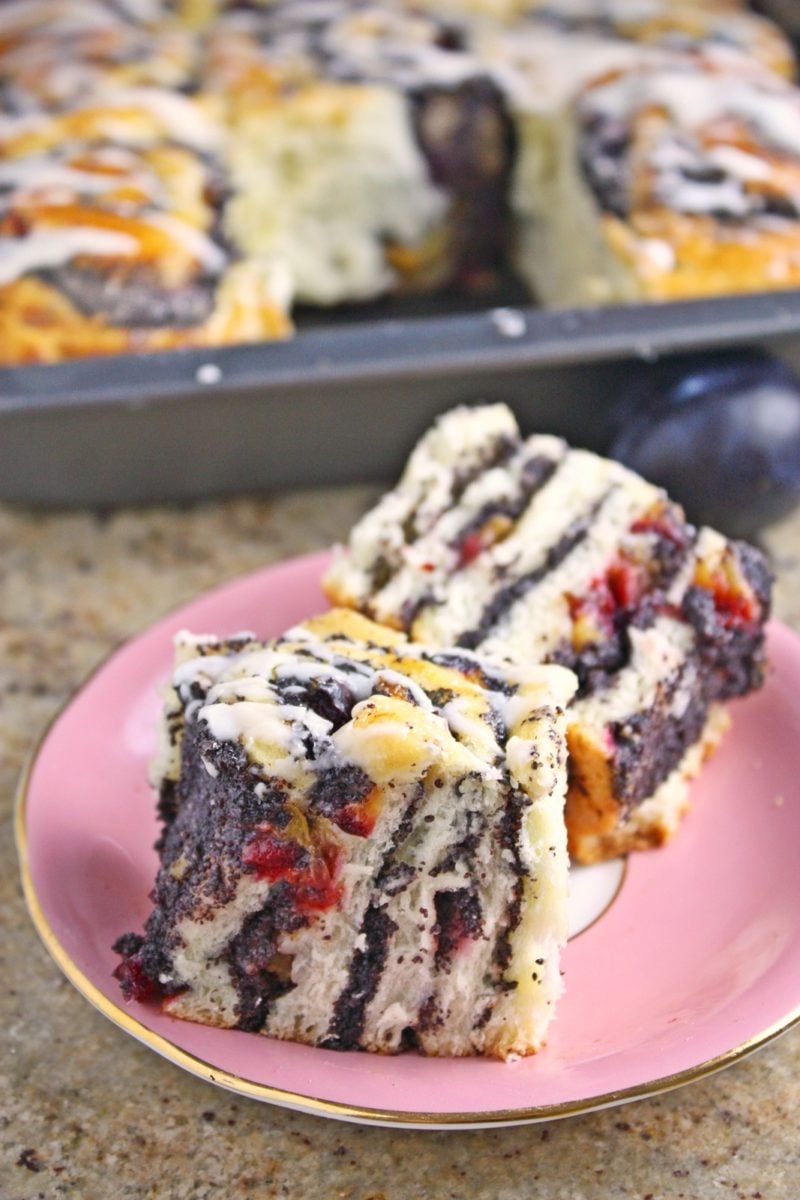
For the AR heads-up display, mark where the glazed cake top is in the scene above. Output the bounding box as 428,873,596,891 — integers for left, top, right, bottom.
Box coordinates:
0,141,231,292
323,402,605,641
322,405,771,696
205,0,794,112
207,1,487,92
159,607,577,816
576,62,800,295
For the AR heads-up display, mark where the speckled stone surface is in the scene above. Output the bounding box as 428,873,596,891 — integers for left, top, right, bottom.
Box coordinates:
2,488,799,1200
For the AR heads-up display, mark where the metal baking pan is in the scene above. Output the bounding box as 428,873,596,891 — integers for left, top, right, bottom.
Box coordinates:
4,289,800,507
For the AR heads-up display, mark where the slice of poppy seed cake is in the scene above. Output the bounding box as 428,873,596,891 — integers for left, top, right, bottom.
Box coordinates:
323,404,772,864
113,608,576,1059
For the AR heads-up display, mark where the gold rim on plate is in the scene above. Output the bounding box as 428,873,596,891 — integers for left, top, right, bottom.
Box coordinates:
13,631,800,1129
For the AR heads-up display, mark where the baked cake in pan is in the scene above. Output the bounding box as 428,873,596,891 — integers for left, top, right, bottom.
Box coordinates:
205,0,797,302
113,608,576,1058
324,404,772,863
3,0,800,362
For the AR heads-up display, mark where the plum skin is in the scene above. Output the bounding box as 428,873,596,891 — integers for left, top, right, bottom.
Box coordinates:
608,351,800,539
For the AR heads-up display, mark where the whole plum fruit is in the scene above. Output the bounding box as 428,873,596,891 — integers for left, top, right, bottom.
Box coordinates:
608,350,800,539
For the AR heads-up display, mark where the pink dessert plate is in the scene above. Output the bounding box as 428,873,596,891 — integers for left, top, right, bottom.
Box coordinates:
15,550,800,1129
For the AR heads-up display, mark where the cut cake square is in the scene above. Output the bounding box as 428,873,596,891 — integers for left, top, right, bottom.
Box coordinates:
323,404,772,862
114,607,576,1059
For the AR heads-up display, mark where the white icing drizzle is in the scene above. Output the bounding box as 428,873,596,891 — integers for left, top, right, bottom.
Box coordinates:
652,158,751,217
113,0,166,23
94,87,220,149
493,691,535,733
581,66,800,223
274,658,374,698
441,693,491,742
638,238,676,271
540,0,662,18
0,111,54,143
586,69,800,160
0,227,139,285
322,14,483,90
0,87,219,152
89,145,155,170
0,156,160,204
476,24,657,113
277,703,334,742
173,626,523,787
0,0,125,38
221,0,484,92
204,672,277,706
199,700,292,748
198,687,332,785
173,653,234,696
144,212,228,272
707,144,772,183
374,667,435,711
174,628,255,649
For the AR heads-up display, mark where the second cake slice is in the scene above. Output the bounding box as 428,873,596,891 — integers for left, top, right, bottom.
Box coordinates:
324,404,772,863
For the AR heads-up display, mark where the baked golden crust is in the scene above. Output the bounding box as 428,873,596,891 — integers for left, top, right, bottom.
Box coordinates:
0,271,291,364
566,705,730,863
577,63,800,302
604,209,800,301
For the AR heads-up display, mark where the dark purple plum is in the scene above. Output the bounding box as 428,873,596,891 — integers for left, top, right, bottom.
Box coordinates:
608,350,800,539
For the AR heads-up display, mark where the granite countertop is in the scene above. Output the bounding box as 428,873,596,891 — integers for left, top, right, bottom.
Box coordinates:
2,487,799,1200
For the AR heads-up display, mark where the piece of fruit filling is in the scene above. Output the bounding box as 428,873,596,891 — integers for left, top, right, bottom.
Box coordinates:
567,503,690,652
456,512,514,567
113,942,162,1004
243,805,344,913
568,555,645,651
694,548,762,630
